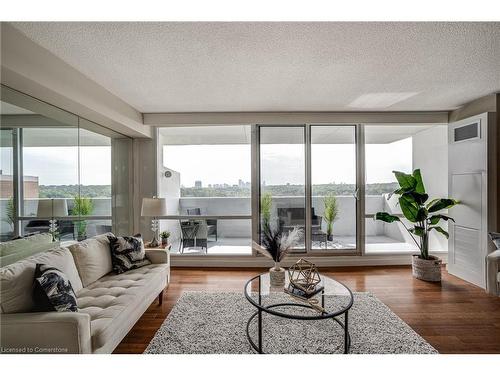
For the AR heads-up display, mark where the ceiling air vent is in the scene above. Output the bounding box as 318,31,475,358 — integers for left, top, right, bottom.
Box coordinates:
454,121,480,143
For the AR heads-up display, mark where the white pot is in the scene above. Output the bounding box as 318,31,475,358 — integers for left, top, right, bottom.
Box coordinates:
269,263,286,286
412,255,442,282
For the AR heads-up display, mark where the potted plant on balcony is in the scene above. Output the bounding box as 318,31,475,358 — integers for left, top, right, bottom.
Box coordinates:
160,231,170,247
323,193,339,241
253,223,303,286
260,192,273,228
375,169,459,282
71,196,93,241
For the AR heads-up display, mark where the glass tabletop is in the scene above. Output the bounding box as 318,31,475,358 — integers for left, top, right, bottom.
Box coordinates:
244,272,353,319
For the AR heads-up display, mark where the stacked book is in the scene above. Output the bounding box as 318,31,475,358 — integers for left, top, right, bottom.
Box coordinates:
284,283,324,300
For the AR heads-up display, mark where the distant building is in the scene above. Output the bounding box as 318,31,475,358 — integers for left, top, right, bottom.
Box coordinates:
194,180,202,188
0,173,39,198
238,179,251,188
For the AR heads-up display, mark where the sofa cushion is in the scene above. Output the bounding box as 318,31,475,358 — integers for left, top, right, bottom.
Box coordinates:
108,234,150,274
0,247,83,313
76,264,168,352
68,233,114,287
33,264,78,312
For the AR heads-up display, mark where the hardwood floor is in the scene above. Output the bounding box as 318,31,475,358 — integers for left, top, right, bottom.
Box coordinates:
114,266,500,354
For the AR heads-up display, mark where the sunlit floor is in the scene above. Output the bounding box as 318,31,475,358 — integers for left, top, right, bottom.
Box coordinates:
169,235,415,255
170,237,252,255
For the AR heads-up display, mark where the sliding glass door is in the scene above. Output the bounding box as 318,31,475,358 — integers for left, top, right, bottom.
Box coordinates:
310,126,357,252
257,124,359,255
259,126,306,251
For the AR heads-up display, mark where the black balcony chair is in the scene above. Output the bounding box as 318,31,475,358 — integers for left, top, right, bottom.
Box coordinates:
186,208,217,241
179,219,208,254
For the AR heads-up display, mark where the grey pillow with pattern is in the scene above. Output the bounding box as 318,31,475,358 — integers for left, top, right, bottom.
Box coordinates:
33,264,78,312
489,232,500,249
108,234,151,274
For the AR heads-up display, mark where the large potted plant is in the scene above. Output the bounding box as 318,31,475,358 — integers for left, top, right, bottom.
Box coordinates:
260,192,273,228
375,169,459,282
323,193,339,241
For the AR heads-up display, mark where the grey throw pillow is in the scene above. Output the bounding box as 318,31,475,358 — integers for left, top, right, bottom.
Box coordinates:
489,232,500,249
108,234,151,274
33,264,78,312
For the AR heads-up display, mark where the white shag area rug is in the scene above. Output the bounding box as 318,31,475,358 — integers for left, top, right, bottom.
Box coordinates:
145,291,437,354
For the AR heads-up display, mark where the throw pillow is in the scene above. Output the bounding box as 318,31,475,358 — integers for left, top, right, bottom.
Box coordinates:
33,264,78,312
489,232,500,249
108,234,151,274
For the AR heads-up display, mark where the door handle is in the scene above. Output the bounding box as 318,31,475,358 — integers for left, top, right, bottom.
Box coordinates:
353,188,360,201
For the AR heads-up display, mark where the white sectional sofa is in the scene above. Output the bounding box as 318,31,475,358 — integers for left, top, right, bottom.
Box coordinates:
0,233,170,353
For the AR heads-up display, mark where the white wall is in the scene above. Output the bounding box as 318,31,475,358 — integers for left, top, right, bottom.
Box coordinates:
412,125,449,250
158,167,181,240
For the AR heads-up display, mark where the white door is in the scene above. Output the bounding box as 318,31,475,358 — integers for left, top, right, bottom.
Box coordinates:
447,113,488,288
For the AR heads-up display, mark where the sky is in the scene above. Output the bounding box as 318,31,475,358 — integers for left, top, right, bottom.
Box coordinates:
162,137,412,187
0,146,111,185
0,138,412,187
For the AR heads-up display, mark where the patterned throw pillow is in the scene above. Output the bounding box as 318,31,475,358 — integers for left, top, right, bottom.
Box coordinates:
33,264,78,312
489,232,500,249
108,234,151,274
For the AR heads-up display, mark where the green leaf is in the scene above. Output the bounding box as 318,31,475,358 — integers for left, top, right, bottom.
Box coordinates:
399,196,420,222
399,193,417,205
388,187,405,199
412,169,426,195
430,226,449,239
393,171,417,192
426,198,439,209
403,191,429,205
427,199,460,213
428,214,455,225
409,226,425,237
375,212,401,223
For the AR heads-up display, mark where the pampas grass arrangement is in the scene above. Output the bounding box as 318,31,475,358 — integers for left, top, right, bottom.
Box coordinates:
253,224,303,266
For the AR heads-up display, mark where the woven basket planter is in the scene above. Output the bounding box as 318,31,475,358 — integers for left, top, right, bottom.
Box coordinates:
412,255,442,282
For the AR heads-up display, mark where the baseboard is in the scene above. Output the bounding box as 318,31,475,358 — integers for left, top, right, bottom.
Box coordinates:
171,252,448,268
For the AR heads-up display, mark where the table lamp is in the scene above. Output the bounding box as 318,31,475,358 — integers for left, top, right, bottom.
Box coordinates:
141,197,167,247
37,198,68,241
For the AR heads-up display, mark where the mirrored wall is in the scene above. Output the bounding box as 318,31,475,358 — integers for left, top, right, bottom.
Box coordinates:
0,85,131,244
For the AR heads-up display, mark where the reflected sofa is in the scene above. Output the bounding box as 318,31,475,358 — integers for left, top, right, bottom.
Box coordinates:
0,233,57,267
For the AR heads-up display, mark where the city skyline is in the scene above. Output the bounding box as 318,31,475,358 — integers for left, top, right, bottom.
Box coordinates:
164,138,412,188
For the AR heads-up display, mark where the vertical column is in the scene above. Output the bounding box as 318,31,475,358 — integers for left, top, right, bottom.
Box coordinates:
356,124,366,256
12,128,23,238
305,125,312,254
251,125,260,255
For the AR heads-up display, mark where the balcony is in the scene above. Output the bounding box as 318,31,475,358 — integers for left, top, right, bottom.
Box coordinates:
160,194,432,255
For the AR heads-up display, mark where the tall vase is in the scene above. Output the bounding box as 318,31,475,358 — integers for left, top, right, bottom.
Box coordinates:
269,261,285,286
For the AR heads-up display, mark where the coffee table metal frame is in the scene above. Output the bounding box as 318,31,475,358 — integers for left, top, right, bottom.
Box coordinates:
244,272,353,354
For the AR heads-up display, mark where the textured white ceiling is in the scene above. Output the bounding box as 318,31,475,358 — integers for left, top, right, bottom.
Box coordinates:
10,22,500,113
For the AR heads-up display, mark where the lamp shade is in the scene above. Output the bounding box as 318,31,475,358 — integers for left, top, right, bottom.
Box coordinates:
141,197,167,217
37,199,68,218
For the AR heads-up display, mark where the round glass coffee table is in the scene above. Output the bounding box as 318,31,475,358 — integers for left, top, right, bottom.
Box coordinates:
244,272,353,354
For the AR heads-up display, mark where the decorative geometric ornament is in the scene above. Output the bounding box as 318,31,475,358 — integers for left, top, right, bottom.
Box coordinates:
288,258,321,293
